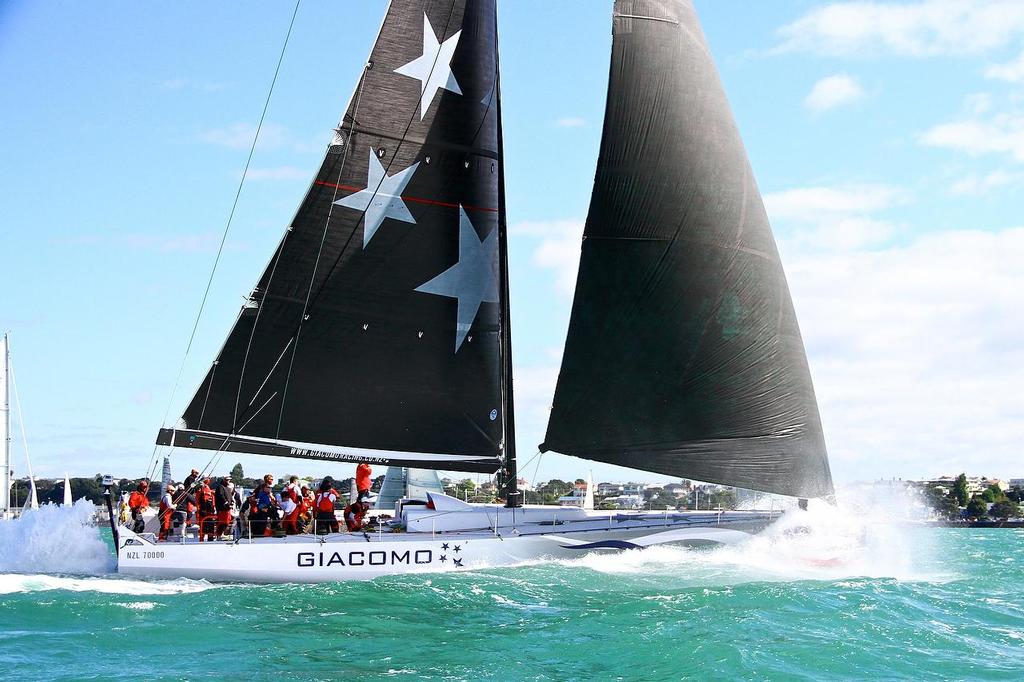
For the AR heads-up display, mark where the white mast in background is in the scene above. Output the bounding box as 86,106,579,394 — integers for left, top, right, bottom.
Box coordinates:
1,333,10,518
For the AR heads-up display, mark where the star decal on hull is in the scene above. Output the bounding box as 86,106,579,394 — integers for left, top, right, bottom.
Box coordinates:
415,208,498,352
394,14,462,120
453,558,463,567
333,149,419,248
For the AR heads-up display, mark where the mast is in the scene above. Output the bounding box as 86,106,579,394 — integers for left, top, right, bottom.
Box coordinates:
1,333,9,518
493,14,519,508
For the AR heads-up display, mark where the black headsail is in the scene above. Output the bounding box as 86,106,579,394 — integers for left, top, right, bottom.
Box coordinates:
157,0,511,474
541,0,833,499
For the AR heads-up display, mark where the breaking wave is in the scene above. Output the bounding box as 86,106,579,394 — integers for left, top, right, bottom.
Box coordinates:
0,500,115,574
549,484,947,584
0,573,218,595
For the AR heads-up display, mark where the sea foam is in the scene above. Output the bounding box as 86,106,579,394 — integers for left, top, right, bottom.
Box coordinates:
0,500,115,574
553,483,948,584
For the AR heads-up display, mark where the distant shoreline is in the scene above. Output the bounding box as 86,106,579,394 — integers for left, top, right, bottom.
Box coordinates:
926,520,1024,528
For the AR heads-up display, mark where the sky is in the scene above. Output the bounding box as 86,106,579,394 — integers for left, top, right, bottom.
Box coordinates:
1,0,1022,489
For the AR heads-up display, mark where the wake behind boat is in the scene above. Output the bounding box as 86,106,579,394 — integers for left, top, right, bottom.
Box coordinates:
112,0,833,582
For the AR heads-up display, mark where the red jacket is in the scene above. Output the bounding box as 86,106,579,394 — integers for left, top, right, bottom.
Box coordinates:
128,490,148,512
344,503,366,532
316,489,338,514
355,464,372,493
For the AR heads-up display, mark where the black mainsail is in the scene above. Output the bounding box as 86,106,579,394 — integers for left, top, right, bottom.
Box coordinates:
541,0,833,499
158,0,511,474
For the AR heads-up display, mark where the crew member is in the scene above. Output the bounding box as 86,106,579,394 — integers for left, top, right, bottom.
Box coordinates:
314,479,339,533
175,486,197,528
355,463,372,503
344,499,368,532
280,487,300,535
158,483,176,541
182,468,200,493
298,486,314,533
128,480,150,533
197,477,217,541
283,476,301,504
214,476,234,539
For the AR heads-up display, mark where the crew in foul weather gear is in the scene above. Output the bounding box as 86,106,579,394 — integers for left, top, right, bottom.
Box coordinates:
315,479,339,533
158,484,176,541
298,486,314,533
197,478,217,541
344,500,368,532
128,480,150,534
214,476,234,539
356,463,372,502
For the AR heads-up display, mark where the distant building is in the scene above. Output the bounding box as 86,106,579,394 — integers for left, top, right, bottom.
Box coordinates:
1009,479,1024,490
597,482,623,496
663,483,689,498
516,478,532,491
601,494,643,510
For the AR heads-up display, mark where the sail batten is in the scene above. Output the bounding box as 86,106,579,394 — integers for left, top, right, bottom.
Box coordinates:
161,1,509,472
542,0,833,499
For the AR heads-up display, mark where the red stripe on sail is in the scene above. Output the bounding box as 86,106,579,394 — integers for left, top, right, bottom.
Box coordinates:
315,180,498,213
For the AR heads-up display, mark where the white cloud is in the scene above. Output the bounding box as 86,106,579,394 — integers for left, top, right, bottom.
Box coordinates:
765,184,907,252
775,0,1024,57
198,122,295,150
782,226,1024,479
511,219,585,296
949,169,1024,195
246,166,308,181
920,113,1024,161
985,50,1024,82
804,74,866,112
764,184,907,220
555,117,586,128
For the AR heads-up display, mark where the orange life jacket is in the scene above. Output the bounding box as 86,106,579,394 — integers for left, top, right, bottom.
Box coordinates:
197,485,216,514
316,490,337,514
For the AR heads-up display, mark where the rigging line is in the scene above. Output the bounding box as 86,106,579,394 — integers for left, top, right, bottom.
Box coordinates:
531,450,545,497
149,0,302,474
232,235,288,427
270,1,460,438
272,66,370,439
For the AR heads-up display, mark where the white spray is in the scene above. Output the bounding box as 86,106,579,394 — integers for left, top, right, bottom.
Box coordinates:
0,499,115,574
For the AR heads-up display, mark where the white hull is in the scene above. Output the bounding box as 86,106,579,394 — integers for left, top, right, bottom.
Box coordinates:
116,504,779,583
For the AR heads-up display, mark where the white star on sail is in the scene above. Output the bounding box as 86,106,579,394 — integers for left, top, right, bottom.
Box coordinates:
394,14,463,120
333,150,419,248
416,207,499,352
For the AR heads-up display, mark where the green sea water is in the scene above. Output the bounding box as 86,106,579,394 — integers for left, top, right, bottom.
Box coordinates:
1,502,1022,680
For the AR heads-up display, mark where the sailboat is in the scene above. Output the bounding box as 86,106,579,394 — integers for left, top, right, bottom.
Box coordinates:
1,332,41,518
1,333,10,520
115,0,832,582
377,467,445,510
